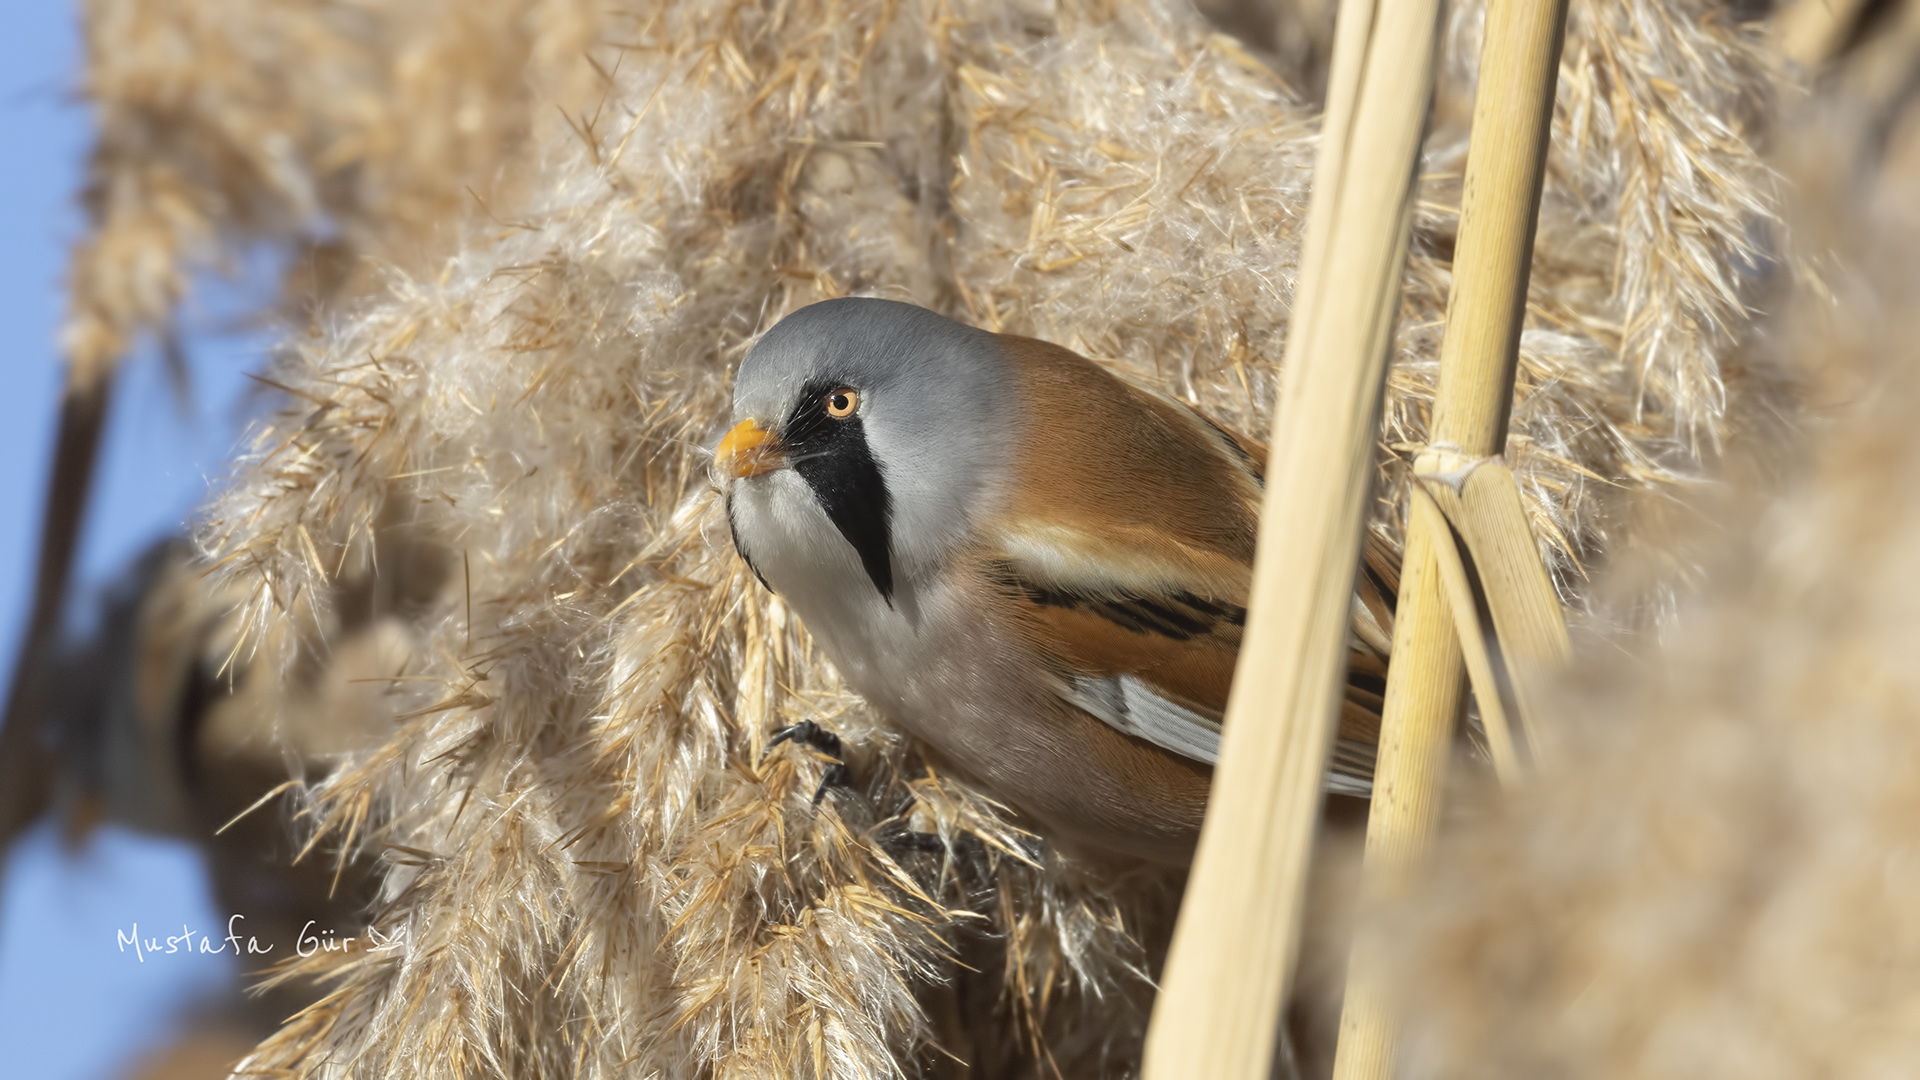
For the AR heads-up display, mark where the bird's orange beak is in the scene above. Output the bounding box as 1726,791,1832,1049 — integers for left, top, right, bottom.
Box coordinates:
717,419,784,478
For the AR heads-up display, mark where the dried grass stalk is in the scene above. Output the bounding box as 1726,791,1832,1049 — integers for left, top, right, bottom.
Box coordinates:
1438,457,1574,745
0,374,113,872
1142,0,1442,1074
1774,0,1875,67
1410,474,1523,780
1332,0,1570,1075
1394,53,1920,1070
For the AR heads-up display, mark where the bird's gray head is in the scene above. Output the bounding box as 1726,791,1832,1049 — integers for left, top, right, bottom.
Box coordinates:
719,298,1015,606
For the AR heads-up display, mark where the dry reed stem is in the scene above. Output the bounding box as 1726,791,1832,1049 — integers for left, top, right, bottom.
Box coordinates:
1411,478,1523,780
1332,0,1570,1076
1142,0,1441,1075
1774,0,1875,67
1323,517,1463,1080
1447,459,1573,749
0,374,113,883
1394,62,1920,1068
1407,454,1577,775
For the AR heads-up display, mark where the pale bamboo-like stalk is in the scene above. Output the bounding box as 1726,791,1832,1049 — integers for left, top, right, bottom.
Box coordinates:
1775,0,1873,67
1138,0,1442,1074
1408,450,1576,778
1329,0,1570,1076
1411,480,1521,780
1448,458,1573,751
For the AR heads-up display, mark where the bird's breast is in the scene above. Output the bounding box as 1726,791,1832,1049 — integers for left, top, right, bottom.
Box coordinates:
728,471,920,683
728,476,1210,862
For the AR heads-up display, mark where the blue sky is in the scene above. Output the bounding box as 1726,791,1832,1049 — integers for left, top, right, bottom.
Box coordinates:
0,4,271,1077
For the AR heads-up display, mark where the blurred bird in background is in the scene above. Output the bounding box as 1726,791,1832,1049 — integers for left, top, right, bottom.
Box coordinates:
1,523,444,1078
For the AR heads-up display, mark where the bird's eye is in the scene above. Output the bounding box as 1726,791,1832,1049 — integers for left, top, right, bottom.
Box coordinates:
825,388,859,418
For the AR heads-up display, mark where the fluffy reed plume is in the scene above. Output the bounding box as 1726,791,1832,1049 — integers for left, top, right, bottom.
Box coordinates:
50,0,1787,1074
71,0,606,368
1391,18,1920,1077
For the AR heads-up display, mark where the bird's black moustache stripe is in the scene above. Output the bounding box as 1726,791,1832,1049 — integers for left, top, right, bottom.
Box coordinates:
785,379,895,602
726,496,774,593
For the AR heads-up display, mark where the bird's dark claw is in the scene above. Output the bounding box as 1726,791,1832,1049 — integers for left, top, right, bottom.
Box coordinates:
765,720,853,806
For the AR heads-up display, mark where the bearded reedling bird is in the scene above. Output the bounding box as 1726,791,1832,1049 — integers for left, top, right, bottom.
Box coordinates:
718,298,1398,864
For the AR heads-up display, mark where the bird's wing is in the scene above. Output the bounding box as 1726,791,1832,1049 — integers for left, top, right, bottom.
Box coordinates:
991,333,1399,796
986,549,1392,798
